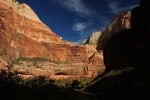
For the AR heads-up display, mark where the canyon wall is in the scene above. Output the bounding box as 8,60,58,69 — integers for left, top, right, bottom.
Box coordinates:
0,0,104,79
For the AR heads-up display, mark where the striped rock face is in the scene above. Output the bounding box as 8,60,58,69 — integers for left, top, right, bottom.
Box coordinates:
0,0,104,79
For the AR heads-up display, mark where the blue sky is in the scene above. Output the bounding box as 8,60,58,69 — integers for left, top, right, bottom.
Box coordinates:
18,0,140,43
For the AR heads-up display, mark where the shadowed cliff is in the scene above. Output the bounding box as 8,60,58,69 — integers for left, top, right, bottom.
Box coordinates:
102,0,150,70
83,0,150,100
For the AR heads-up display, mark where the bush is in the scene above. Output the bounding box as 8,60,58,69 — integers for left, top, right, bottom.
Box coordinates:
10,57,49,65
0,70,89,100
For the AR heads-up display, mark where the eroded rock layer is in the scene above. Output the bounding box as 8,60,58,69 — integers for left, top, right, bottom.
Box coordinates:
0,0,104,79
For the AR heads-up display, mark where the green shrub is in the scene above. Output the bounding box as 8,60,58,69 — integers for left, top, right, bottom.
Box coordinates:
10,57,49,65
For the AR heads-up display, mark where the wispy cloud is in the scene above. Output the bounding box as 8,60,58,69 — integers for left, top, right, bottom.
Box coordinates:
108,2,120,14
71,21,91,43
52,0,108,26
53,0,98,18
72,21,102,44
72,22,88,32
107,1,138,15
119,4,138,12
52,0,106,43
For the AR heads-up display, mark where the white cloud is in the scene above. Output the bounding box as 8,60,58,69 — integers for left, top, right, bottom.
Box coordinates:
108,2,120,14
53,0,106,40
72,22,101,44
52,0,108,31
72,22,88,32
53,0,102,19
62,0,92,17
119,4,138,12
107,1,138,15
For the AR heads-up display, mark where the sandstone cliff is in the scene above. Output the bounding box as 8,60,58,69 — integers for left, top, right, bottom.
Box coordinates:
102,0,150,70
97,11,131,50
0,0,104,79
81,31,102,45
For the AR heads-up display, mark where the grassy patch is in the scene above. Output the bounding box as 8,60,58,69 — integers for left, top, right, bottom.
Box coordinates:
10,57,49,65
54,79,91,89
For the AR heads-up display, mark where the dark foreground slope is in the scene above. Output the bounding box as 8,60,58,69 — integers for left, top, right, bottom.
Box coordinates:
0,70,89,100
1,66,150,100
83,66,150,100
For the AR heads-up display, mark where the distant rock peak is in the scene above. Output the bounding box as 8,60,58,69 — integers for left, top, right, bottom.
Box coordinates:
17,3,42,22
81,31,102,45
1,0,42,23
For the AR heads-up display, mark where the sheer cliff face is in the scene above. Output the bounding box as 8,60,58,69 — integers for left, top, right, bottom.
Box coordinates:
0,0,62,60
102,0,150,70
97,11,131,50
0,0,104,78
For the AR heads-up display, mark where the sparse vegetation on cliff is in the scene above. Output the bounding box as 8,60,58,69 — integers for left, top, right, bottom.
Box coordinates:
8,57,49,67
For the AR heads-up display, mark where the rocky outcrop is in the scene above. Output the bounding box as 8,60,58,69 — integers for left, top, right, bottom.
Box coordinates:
102,0,150,70
81,39,88,45
0,0,104,79
97,11,131,50
0,58,8,70
82,31,102,45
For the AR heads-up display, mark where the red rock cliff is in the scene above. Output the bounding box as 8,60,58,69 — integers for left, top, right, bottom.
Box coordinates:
0,0,104,79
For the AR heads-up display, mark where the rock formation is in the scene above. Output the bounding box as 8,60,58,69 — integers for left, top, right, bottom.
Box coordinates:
102,0,150,70
81,39,88,45
97,11,131,50
0,0,104,79
81,10,132,71
79,11,131,71
81,31,102,45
